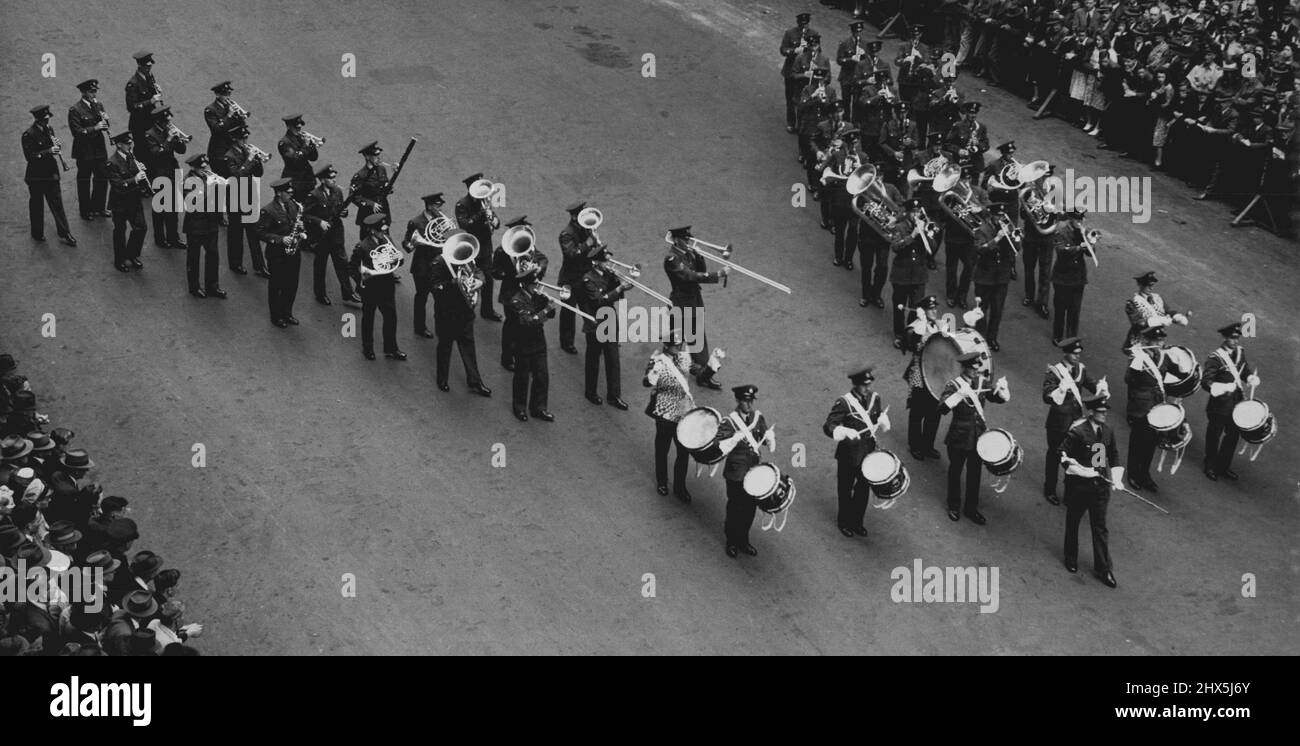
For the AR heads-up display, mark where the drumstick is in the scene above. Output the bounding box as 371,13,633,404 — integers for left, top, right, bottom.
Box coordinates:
854,406,890,436
1060,455,1170,514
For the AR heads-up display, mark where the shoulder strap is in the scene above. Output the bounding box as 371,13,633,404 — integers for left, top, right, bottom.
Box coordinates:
1215,348,1245,389
1053,362,1084,406
728,412,763,454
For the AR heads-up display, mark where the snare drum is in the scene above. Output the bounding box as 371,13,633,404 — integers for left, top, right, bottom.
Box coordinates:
1232,400,1277,445
1160,345,1201,399
1147,402,1191,450
743,463,796,514
975,428,1023,476
676,407,725,464
920,328,991,399
860,450,911,499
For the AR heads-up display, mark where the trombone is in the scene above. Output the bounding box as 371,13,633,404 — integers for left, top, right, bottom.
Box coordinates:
533,281,596,322
666,234,793,295
602,257,672,306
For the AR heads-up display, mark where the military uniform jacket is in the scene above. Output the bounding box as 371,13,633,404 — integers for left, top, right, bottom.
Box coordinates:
581,267,626,335
792,49,831,81
972,238,1016,285
143,124,186,177
429,257,483,332
1124,361,1165,421
1042,361,1097,432
491,247,548,303
203,98,246,157
836,36,868,84
1059,419,1120,498
349,163,391,226
822,390,883,464
665,247,719,307
105,150,149,210
557,221,595,285
349,234,399,288
278,132,318,186
123,70,159,131
21,123,60,181
945,118,990,161
1201,345,1254,418
453,194,494,250
507,286,554,355
780,26,810,77
67,98,109,161
181,168,222,236
257,198,302,260
938,372,1008,451
402,210,445,280
303,182,347,244
716,410,769,482
1049,224,1088,286
221,143,265,180
890,227,930,285
879,116,919,162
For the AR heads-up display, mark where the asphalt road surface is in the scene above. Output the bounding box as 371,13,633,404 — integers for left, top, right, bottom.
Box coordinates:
2,0,1297,655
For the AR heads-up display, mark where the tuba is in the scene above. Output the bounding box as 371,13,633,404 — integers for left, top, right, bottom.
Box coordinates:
501,223,540,278
846,164,911,245
444,231,484,306
469,179,499,230
1016,160,1058,234
935,165,998,244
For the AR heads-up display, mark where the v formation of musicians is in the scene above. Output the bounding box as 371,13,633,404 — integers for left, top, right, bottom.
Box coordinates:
17,35,1273,569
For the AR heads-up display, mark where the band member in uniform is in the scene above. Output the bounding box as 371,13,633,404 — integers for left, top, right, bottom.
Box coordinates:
123,51,161,161
557,201,597,353
780,12,815,133
1124,326,1166,492
303,164,359,307
836,21,869,121
492,216,548,371
22,105,75,246
878,99,918,196
581,245,631,410
1056,395,1122,587
664,226,727,390
180,154,225,299
825,128,866,269
221,124,268,277
890,199,934,346
1042,337,1100,504
105,132,149,271
203,81,246,168
858,170,907,308
348,213,407,361
940,172,987,309
1020,164,1055,320
348,142,390,228
927,75,964,147
1049,209,1088,344
973,203,1016,351
67,80,110,220
278,114,319,202
257,179,307,327
454,173,502,322
938,352,1010,524
507,281,555,422
1122,271,1188,351
946,101,989,180
980,141,1019,190
1201,322,1259,481
823,365,890,538
428,239,492,397
903,295,943,460
403,192,450,338
716,385,773,558
143,105,187,250
644,329,698,501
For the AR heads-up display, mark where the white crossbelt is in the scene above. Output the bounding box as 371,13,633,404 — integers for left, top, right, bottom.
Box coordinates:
1052,362,1083,407
728,411,764,454
1213,347,1245,394
843,391,880,435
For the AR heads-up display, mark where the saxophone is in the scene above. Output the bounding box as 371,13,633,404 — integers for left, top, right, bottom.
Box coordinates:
284,200,306,255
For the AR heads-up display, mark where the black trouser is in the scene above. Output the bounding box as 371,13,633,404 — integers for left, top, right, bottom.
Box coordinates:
945,239,973,303
313,240,353,300
724,478,757,547
185,231,220,291
501,308,518,367
907,388,941,453
832,200,858,264
1051,283,1083,341
861,236,889,301
654,418,689,494
892,282,925,339
413,277,433,334
1204,413,1240,473
1022,237,1052,306
1064,491,1112,574
1126,415,1157,484
946,445,982,513
150,202,181,245
361,282,398,354
75,159,108,216
512,349,549,413
1044,429,1067,497
478,271,496,317
679,306,714,385
584,332,621,399
226,211,265,272
558,285,587,349
266,250,301,321
784,77,803,128
27,179,71,240
974,282,1008,343
112,201,147,264
437,321,483,388
836,456,870,530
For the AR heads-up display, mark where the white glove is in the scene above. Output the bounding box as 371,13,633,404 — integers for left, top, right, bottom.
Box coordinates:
908,318,927,336
1210,381,1236,397
1066,462,1099,478
181,623,203,638
644,368,661,387
719,434,743,453
1094,377,1110,399
944,392,964,409
1110,466,1125,490
1149,314,1171,327
762,428,777,452
962,307,984,327
706,348,726,372
1048,386,1067,406
877,413,892,433
1172,313,1189,325
994,376,1010,400
1246,373,1260,388
832,425,860,442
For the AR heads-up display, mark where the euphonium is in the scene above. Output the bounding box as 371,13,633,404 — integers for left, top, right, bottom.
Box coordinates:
1019,183,1059,234
935,165,998,243
846,164,910,244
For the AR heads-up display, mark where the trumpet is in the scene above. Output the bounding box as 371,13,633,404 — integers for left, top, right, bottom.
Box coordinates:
667,234,793,294
301,131,326,147
229,99,250,119
248,145,272,163
167,123,193,143
534,281,597,321
49,133,70,172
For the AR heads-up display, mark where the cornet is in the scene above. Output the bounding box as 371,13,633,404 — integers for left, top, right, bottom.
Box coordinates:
229,99,250,119
301,131,326,147
167,123,193,143
248,145,272,163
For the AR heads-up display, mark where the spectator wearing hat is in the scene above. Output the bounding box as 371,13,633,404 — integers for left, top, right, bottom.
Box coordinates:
1056,394,1121,587
277,114,319,201
823,365,890,538
581,245,631,410
108,550,161,607
557,201,598,352
148,600,202,652
258,178,306,328
1042,337,1102,504
643,328,701,501
349,213,406,361
67,79,111,219
142,104,188,250
348,141,391,228
938,352,1010,524
781,13,819,132
10,503,45,545
427,234,492,397
62,603,111,651
714,385,773,558
491,217,549,371
1124,325,1168,492
204,81,247,166
1201,322,1258,481
403,192,450,337
105,131,150,271
23,431,57,480
22,104,76,246
220,124,269,277
181,153,226,299
1049,209,1090,344
304,164,360,307
124,51,162,156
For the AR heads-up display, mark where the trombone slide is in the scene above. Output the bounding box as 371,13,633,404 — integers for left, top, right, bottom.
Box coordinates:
686,238,792,295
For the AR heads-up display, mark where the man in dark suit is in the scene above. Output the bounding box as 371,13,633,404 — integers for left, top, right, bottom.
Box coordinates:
557,201,597,352
823,365,890,539
1201,322,1258,481
938,352,1010,524
123,51,161,160
1042,337,1099,504
303,164,359,306
221,124,268,277
454,174,501,321
507,282,556,422
581,246,631,410
277,114,319,202
142,105,187,250
180,154,225,299
105,132,149,271
715,385,773,558
67,80,111,219
349,214,406,361
1056,395,1121,588
22,104,76,247
257,179,306,327
428,242,492,397
664,226,727,389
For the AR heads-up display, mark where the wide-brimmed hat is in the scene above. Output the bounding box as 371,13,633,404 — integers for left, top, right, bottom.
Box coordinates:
130,550,164,581
123,589,159,618
0,436,33,461
59,449,94,470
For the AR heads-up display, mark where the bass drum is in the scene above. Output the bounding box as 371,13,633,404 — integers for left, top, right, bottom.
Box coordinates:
675,407,724,465
921,328,991,399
